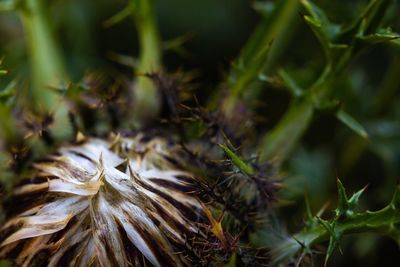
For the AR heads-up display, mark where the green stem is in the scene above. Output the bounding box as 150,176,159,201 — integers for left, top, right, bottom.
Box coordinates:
259,97,315,165
19,0,67,112
259,65,333,165
259,0,394,165
272,203,400,265
131,0,162,124
214,0,300,115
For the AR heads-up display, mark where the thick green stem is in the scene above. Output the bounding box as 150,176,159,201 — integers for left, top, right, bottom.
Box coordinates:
259,65,333,165
131,0,161,124
19,0,67,111
259,97,314,165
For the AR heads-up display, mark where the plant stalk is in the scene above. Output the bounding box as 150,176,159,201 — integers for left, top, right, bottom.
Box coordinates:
215,0,300,115
259,65,334,165
19,0,67,112
131,0,162,124
272,201,400,265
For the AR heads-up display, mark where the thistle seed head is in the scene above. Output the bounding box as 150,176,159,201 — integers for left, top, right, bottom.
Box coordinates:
0,134,211,266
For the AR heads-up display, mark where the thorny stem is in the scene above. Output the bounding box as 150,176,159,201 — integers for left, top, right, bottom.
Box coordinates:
19,0,68,112
258,0,394,165
131,0,162,125
272,200,400,265
217,0,300,116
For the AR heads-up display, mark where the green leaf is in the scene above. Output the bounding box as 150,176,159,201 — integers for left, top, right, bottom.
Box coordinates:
348,186,367,210
325,235,340,267
336,109,369,139
336,179,367,218
219,144,254,176
336,179,349,218
316,217,341,265
301,0,342,39
301,0,330,29
357,32,400,44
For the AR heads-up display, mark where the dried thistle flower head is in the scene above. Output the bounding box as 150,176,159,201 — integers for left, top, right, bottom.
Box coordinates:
0,133,211,266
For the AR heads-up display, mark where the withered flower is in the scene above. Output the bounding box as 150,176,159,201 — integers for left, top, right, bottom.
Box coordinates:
0,134,210,266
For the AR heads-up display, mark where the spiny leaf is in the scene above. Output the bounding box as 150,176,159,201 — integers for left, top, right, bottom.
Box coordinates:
325,235,340,267
335,179,349,219
301,0,330,28
219,144,254,176
348,186,368,211
357,32,399,44
316,216,341,266
336,109,369,139
301,0,342,39
335,181,366,217
273,184,400,265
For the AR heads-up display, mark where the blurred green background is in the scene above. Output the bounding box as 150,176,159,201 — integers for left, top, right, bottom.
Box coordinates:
0,0,399,266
